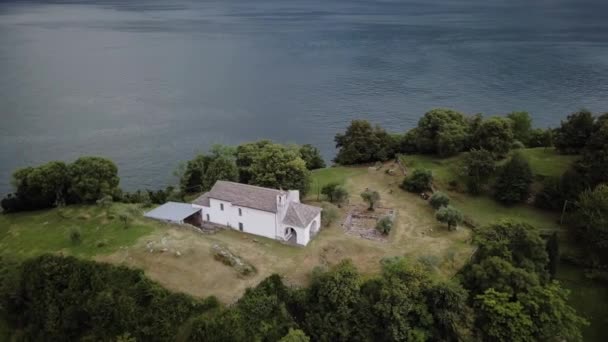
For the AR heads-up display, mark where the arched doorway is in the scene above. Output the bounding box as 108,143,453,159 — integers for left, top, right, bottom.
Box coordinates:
285,227,297,244
310,220,319,236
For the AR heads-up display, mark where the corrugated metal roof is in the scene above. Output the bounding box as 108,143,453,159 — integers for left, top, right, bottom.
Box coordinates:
144,202,201,222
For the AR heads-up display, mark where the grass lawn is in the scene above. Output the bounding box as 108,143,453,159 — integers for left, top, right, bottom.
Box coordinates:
0,203,155,259
307,166,367,199
516,147,578,178
451,194,560,230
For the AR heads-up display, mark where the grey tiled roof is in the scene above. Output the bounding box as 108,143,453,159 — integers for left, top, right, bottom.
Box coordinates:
193,192,210,206
192,181,282,213
283,202,322,228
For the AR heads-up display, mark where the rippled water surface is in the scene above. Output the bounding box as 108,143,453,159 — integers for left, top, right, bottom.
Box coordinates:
1,0,607,193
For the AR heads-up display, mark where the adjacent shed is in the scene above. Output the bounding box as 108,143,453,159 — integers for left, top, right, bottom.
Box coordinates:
143,202,202,226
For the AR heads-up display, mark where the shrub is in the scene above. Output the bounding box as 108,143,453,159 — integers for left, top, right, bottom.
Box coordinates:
119,213,130,229
322,183,349,206
320,203,339,228
96,195,113,207
402,169,433,193
429,192,450,209
435,205,463,231
69,228,82,245
376,217,393,235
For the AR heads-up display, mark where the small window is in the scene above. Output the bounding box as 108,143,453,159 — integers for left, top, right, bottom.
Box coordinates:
238,208,242,216
220,203,224,211
239,222,243,231
206,214,210,221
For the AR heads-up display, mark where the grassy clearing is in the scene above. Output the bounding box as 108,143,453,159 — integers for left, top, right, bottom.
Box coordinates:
451,194,560,229
308,166,367,199
0,203,155,259
516,147,577,178
399,149,567,230
98,163,473,302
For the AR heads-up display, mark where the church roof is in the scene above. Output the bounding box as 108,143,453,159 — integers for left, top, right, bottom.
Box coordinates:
283,202,322,228
192,181,283,213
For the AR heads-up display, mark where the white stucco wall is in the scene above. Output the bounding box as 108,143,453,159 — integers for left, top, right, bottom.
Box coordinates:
201,198,278,240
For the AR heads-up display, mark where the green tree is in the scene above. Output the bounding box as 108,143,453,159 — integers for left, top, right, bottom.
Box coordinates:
545,232,559,279
5,161,71,210
462,149,496,194
321,182,339,202
303,260,364,341
179,154,213,194
463,256,540,296
471,117,515,157
527,128,553,148
376,217,393,235
202,157,238,191
493,153,533,204
435,206,463,231
414,108,469,156
68,157,120,203
299,144,326,170
236,140,272,184
250,143,311,195
334,120,396,164
320,202,338,227
473,220,549,279
507,111,532,145
321,182,348,206
534,176,565,211
360,189,380,211
402,169,433,193
424,281,469,342
554,110,595,154
474,289,534,342
571,184,608,264
518,282,588,341
370,258,435,341
279,329,310,342
429,191,450,209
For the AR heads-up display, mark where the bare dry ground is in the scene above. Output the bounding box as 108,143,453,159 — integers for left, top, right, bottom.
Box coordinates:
98,163,474,303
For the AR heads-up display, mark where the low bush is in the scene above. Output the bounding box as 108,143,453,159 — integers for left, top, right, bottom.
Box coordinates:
402,169,433,193
429,191,450,209
69,228,81,245
376,217,393,235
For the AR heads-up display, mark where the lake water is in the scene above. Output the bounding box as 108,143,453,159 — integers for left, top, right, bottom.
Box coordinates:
1,0,608,194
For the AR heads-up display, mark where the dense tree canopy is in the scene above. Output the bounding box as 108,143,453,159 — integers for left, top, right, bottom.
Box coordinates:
462,149,496,195
334,120,397,164
68,157,120,203
461,220,587,341
249,143,311,195
470,117,515,157
2,161,70,211
413,108,469,156
299,144,326,170
554,110,595,154
0,255,218,341
493,153,533,204
202,157,239,191
507,111,532,145
571,184,608,264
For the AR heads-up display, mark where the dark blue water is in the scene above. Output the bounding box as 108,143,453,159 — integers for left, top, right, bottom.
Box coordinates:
1,0,608,194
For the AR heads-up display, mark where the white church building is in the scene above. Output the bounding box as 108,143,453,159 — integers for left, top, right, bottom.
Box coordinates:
145,181,322,246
